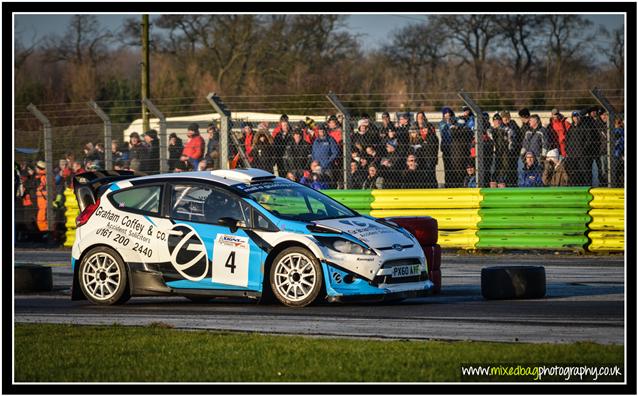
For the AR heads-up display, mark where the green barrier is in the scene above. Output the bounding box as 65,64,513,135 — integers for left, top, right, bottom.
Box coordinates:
477,228,588,237
480,187,592,208
478,215,591,229
477,236,588,250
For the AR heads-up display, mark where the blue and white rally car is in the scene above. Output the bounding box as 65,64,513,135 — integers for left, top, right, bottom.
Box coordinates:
71,169,434,307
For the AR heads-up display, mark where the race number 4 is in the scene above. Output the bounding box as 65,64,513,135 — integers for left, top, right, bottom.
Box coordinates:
212,234,249,287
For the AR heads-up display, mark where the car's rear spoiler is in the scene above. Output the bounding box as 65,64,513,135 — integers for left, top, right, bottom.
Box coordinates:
73,170,146,212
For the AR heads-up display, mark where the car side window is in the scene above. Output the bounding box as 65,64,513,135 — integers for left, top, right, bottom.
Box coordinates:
171,184,248,225
111,185,161,214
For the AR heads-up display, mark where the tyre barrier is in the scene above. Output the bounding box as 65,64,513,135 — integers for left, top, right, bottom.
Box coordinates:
303,188,623,252
63,187,79,248
15,264,53,292
481,266,546,300
588,188,624,252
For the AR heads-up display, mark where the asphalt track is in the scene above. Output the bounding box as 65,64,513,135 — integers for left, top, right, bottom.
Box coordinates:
13,249,625,344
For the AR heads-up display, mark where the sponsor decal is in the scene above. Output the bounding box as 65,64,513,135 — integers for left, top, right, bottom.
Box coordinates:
167,224,209,282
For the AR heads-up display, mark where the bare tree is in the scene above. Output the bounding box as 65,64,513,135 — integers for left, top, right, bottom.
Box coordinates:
543,15,593,94
383,22,446,102
431,15,500,92
495,15,545,90
41,15,113,67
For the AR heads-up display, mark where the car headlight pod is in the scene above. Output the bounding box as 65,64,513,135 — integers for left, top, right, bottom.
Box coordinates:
315,236,376,255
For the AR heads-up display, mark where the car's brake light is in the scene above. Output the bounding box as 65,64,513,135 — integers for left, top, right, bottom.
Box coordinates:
76,198,100,227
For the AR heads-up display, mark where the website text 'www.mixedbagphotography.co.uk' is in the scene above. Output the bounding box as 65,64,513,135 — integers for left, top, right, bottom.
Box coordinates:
461,364,623,381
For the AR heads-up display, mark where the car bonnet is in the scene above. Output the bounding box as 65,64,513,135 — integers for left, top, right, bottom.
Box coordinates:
312,216,414,249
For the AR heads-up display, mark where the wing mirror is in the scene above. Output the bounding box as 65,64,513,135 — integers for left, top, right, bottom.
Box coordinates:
217,217,246,233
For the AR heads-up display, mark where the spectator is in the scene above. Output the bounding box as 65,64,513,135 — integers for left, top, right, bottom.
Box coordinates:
459,106,476,131
542,148,569,186
361,165,384,189
463,162,477,188
174,155,193,172
182,123,206,170
500,110,522,186
546,108,571,158
82,142,100,168
34,161,49,233
285,171,299,183
438,107,455,187
489,113,515,187
251,129,275,172
380,141,401,189
520,114,548,160
311,124,339,175
587,107,608,185
111,140,129,168
611,116,624,187
94,143,106,169
395,112,411,146
352,118,379,154
309,172,329,190
448,118,474,188
197,160,208,171
400,154,425,188
470,113,495,187
564,111,594,186
142,129,160,174
378,111,394,148
271,113,289,138
326,115,343,144
350,161,366,189
414,117,439,189
128,132,147,172
168,133,184,171
285,128,312,175
273,121,293,175
206,123,220,169
518,151,543,187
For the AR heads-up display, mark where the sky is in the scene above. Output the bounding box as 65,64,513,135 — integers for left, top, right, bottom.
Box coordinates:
14,13,624,53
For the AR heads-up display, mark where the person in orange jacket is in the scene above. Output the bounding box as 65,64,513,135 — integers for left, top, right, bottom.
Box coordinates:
182,123,206,170
35,161,48,232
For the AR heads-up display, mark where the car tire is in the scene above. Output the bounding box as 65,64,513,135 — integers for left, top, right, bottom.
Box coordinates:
481,266,546,300
269,246,323,307
78,246,130,305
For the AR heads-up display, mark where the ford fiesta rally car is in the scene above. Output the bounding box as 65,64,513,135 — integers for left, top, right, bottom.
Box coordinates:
71,169,438,307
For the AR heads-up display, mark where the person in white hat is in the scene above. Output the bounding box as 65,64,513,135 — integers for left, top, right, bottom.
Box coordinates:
542,148,569,186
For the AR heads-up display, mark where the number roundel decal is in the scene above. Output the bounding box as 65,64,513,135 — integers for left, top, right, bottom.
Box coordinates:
167,224,209,282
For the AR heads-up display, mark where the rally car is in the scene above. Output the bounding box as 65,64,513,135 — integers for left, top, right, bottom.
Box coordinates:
71,169,439,307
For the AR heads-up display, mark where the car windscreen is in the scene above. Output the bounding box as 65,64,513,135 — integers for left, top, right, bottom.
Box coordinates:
234,181,356,222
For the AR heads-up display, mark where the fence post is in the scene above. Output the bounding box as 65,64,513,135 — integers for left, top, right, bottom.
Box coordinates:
87,101,113,170
326,92,351,189
26,104,55,233
142,98,168,174
458,90,485,187
206,93,250,170
590,87,617,187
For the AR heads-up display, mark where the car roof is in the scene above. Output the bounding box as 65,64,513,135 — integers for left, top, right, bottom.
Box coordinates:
125,169,281,188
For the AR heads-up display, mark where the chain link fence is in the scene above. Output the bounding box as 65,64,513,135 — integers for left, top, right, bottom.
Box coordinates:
14,90,625,243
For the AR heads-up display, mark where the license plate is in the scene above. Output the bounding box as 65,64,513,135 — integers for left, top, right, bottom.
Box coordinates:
392,264,421,278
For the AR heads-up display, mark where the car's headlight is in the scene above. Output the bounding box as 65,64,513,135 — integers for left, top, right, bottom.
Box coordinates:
315,236,376,255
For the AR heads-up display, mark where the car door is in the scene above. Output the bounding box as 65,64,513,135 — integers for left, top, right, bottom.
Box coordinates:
163,182,266,292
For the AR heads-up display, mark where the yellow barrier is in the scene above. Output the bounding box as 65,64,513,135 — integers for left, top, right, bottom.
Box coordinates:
63,188,78,248
588,188,624,252
371,189,482,209
438,229,479,249
369,209,480,230
588,231,624,251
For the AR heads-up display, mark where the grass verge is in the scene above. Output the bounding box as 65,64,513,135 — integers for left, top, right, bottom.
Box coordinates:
14,323,624,382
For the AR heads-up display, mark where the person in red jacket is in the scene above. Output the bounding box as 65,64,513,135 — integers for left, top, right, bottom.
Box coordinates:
546,108,571,158
182,123,206,170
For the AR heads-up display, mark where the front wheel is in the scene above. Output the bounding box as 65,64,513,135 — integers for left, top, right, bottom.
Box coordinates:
78,246,130,305
269,247,323,307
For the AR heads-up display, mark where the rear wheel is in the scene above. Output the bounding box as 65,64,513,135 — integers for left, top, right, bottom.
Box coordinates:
79,246,130,305
269,247,323,307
